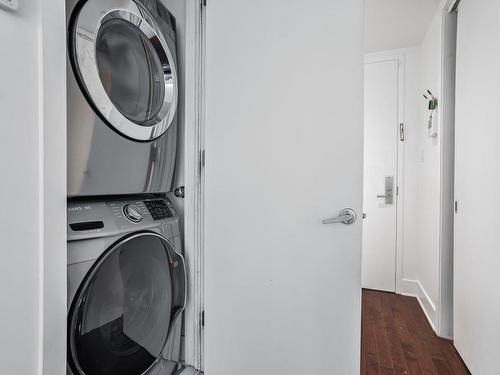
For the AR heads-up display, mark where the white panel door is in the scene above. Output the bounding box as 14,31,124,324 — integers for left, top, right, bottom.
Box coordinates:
362,60,399,292
454,0,500,373
203,0,364,374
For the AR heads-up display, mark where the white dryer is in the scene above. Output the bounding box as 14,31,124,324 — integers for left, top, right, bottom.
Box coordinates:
67,197,186,375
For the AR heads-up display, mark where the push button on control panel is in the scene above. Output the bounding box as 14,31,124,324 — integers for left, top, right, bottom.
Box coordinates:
123,204,143,223
144,199,172,221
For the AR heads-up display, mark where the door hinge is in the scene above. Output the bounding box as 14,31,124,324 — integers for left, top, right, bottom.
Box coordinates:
202,0,207,6
399,123,405,141
396,186,399,196
201,310,205,327
455,200,458,213
200,149,205,169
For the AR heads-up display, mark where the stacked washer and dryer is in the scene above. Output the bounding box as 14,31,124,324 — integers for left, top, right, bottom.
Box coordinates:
66,1,187,374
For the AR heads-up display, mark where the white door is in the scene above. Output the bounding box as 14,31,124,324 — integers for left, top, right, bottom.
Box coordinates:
454,0,500,373
362,60,399,292
203,0,364,374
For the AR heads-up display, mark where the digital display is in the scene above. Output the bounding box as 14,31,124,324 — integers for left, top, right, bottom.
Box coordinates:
144,200,172,220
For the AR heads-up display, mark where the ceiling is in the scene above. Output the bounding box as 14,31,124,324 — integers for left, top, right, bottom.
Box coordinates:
364,0,441,53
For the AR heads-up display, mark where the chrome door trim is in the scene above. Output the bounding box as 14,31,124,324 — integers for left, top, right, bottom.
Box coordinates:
72,0,178,141
67,231,187,375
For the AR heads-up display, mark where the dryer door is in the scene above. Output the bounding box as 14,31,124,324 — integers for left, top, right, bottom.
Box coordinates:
68,232,186,375
70,0,178,141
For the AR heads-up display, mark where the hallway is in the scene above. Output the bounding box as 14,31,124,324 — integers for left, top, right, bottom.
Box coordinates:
361,290,470,375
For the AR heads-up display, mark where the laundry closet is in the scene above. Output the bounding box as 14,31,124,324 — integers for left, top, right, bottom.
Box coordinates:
65,0,201,374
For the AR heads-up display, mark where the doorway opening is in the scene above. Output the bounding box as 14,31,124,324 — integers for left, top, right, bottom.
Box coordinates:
361,1,462,372
362,0,458,341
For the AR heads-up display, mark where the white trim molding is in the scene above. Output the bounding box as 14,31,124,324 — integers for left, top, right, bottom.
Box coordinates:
437,4,458,340
39,1,67,374
400,279,438,331
183,0,205,370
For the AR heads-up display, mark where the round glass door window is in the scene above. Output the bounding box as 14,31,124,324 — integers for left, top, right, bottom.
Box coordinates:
71,0,178,141
68,233,186,375
96,18,166,125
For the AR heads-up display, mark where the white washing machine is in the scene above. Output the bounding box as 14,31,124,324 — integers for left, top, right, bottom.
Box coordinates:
67,197,186,375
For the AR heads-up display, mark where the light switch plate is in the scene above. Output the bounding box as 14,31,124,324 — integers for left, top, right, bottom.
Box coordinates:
0,0,18,11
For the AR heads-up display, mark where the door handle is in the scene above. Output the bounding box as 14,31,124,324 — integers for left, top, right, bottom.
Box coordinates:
322,208,357,225
377,194,390,198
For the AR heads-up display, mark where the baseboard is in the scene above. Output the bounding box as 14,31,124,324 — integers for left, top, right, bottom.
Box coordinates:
439,332,453,340
399,278,437,331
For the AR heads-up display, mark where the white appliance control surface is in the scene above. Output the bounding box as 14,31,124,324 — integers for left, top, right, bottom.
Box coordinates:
0,0,18,11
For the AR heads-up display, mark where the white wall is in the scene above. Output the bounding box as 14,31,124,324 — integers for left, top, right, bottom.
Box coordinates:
0,3,42,372
397,47,423,286
454,0,500,373
411,2,444,327
0,1,66,374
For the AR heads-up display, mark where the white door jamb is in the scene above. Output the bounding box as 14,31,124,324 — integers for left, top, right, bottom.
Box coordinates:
183,0,205,370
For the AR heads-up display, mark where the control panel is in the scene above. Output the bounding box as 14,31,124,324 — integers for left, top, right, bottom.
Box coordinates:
108,200,148,224
144,199,173,220
68,197,177,240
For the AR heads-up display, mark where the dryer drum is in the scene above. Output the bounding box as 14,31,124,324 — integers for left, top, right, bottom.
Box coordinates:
67,232,186,375
70,0,178,141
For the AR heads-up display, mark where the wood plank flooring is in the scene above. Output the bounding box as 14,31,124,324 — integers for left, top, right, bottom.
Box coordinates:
361,289,470,375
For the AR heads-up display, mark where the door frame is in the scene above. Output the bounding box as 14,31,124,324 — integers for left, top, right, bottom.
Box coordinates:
363,52,406,294
183,0,205,370
38,0,205,372
41,0,67,373
438,0,459,340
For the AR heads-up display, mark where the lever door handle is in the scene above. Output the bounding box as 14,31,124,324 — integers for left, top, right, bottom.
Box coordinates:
322,208,357,225
377,194,390,198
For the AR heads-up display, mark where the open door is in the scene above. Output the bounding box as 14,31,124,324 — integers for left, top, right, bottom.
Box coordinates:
203,0,364,373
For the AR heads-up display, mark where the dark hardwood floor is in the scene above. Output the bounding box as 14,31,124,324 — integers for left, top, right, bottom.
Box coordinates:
361,289,470,375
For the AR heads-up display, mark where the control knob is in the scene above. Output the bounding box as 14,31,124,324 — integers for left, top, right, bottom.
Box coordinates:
123,204,143,223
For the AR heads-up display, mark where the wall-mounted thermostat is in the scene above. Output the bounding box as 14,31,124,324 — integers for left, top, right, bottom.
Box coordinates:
0,0,18,11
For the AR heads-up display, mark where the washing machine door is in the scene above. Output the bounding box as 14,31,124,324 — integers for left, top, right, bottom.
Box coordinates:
70,0,178,141
68,232,186,375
